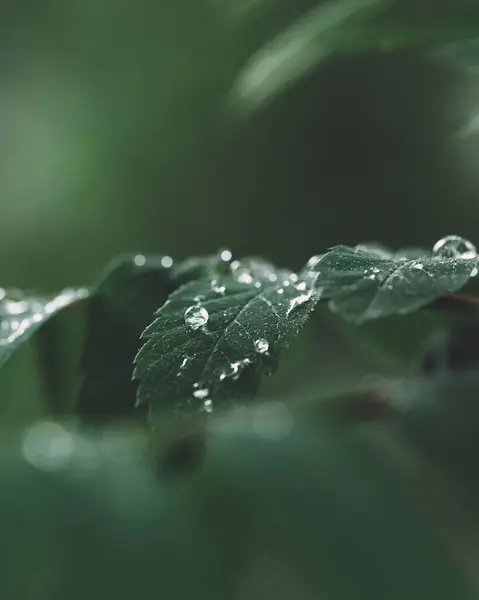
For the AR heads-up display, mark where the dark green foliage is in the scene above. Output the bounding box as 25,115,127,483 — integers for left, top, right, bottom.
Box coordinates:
305,243,478,322
1,236,478,422
78,253,233,421
233,0,479,112
134,258,318,419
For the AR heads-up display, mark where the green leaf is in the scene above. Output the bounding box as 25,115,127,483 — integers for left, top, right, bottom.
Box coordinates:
306,242,478,323
0,288,88,371
232,0,390,112
78,253,229,421
134,259,318,419
232,0,479,112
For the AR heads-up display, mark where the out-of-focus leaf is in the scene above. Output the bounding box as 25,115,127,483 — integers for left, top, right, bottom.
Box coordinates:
232,0,479,112
203,407,476,599
392,371,479,506
0,288,88,371
134,258,318,420
305,240,478,323
232,0,391,112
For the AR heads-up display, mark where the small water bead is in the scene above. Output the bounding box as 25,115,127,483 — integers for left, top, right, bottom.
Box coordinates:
193,388,209,400
231,262,254,284
306,255,321,270
211,280,226,295
432,235,477,260
283,280,290,287
220,249,232,262
133,254,147,266
161,256,174,268
289,274,298,283
184,306,209,330
268,273,278,282
276,288,284,295
295,281,307,291
254,282,262,288
254,338,269,354
286,292,313,316
203,399,213,413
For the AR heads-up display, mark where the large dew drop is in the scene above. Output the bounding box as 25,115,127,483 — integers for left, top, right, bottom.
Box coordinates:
184,306,209,330
432,235,477,260
254,338,269,354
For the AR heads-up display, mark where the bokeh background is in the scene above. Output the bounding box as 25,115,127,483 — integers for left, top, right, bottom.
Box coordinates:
1,0,479,292
3,2,479,599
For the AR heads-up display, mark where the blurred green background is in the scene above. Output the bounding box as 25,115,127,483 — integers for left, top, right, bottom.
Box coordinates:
3,2,479,598
2,0,479,292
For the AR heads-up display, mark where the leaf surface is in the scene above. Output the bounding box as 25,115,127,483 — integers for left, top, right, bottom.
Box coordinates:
0,288,88,370
78,253,230,421
134,259,318,419
305,243,478,323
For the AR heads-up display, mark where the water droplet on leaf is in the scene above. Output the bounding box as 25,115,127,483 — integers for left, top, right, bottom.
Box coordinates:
412,262,424,270
432,235,477,259
184,306,209,330
203,399,213,413
211,280,226,295
193,388,209,400
231,262,254,284
161,256,174,268
254,338,269,354
306,255,321,269
220,249,232,262
286,292,313,316
133,254,147,266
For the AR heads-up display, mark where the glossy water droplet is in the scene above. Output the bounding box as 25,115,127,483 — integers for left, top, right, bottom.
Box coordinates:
193,388,209,400
220,249,232,262
295,281,307,291
161,256,174,268
289,273,298,283
254,338,269,354
268,273,278,282
287,292,313,316
184,306,209,330
134,254,146,266
306,255,321,269
276,288,284,295
254,282,262,288
211,280,226,294
432,235,477,259
231,262,254,284
203,399,213,413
